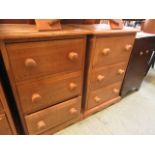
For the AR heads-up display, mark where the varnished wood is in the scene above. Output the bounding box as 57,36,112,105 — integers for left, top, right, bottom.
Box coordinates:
0,113,12,135
6,38,86,82
0,24,89,41
40,114,82,135
93,35,135,68
0,23,137,134
0,25,87,134
0,41,30,134
16,72,82,114
35,19,62,31
25,97,81,135
0,82,17,134
0,101,3,112
87,82,122,110
121,34,155,96
76,25,137,115
69,24,138,36
91,62,127,90
109,19,124,30
84,96,121,118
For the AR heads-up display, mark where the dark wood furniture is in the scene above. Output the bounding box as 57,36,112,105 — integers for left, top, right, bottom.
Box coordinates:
121,32,155,97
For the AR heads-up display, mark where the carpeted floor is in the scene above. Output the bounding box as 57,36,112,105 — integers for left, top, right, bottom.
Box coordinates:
56,68,155,135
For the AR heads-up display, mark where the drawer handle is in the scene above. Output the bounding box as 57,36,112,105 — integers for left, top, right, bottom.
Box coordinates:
32,93,42,103
102,48,110,55
94,96,101,103
25,58,37,68
69,82,77,90
146,50,149,54
113,88,119,94
68,52,79,61
139,51,144,56
70,108,78,114
37,120,46,129
118,69,125,75
97,75,105,82
0,117,2,121
125,44,132,51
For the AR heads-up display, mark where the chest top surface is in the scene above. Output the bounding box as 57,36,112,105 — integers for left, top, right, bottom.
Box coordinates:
68,24,138,36
0,24,89,41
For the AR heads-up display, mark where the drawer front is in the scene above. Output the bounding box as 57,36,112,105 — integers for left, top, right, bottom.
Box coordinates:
0,113,12,135
93,35,135,67
87,82,122,110
25,97,81,134
17,72,82,115
7,38,86,81
91,62,127,90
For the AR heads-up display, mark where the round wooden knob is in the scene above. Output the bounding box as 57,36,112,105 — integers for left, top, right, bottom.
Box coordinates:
32,93,41,103
94,96,101,103
69,82,77,90
146,50,149,54
97,75,105,82
125,44,132,51
113,88,119,94
70,108,78,114
139,51,144,56
68,52,79,61
37,120,46,129
118,69,125,75
25,58,37,68
102,48,110,55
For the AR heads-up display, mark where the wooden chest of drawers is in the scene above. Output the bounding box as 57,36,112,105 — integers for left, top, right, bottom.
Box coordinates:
0,23,137,134
0,24,88,134
78,24,137,116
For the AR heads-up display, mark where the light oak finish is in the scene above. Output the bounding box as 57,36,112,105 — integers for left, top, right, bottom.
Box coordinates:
84,96,121,118
93,35,134,68
91,62,127,90
35,19,62,31
25,97,81,135
0,23,137,134
87,82,122,110
0,113,12,135
76,25,137,116
17,72,82,114
6,38,86,82
0,24,89,41
0,24,87,134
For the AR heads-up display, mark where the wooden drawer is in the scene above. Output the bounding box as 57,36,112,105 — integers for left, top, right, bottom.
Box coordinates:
91,62,127,90
25,96,81,134
6,37,86,82
17,72,82,115
93,35,135,68
87,82,122,110
0,113,12,135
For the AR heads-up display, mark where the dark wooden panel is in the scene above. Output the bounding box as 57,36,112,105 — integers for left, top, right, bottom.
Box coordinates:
121,36,155,96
